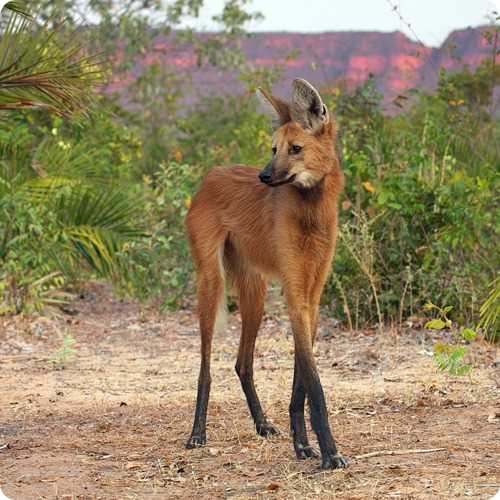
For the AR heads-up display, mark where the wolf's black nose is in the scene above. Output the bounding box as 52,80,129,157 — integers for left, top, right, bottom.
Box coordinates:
259,171,271,184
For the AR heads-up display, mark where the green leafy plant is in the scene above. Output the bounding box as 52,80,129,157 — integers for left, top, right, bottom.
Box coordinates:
48,330,77,369
433,328,476,376
0,113,147,313
423,302,453,330
116,161,202,307
424,302,477,375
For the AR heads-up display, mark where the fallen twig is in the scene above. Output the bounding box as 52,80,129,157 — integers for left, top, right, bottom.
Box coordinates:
355,447,446,460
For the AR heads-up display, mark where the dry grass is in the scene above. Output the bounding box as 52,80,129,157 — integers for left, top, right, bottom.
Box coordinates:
0,284,499,499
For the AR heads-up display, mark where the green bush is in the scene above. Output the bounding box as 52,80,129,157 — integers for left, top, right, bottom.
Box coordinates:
116,161,203,308
322,65,499,328
0,111,145,313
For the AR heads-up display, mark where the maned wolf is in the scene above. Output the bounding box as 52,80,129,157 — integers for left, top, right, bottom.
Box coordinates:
185,78,346,469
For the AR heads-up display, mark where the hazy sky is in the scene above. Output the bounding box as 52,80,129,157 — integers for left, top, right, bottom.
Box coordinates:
188,0,499,46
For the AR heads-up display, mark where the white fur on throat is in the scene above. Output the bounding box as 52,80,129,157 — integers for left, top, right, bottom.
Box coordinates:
293,169,317,189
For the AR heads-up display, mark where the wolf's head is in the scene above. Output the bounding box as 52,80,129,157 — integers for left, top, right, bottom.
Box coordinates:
257,79,337,190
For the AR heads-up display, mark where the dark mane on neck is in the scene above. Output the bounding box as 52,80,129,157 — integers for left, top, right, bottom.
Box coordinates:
296,176,325,204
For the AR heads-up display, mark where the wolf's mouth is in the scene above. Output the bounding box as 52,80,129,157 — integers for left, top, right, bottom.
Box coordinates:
268,174,296,187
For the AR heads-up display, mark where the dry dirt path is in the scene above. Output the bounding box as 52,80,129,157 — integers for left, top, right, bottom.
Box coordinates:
1,287,499,499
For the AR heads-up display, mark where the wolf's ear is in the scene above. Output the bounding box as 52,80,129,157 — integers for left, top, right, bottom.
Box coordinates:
290,78,329,133
256,87,291,129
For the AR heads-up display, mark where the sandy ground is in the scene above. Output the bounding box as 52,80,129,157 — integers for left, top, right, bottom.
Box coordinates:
0,285,499,499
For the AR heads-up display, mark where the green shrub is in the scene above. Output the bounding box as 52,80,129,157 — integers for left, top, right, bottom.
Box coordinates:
322,67,499,328
0,111,145,313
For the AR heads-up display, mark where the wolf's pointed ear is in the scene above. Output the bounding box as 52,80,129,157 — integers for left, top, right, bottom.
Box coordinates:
256,87,291,129
290,78,329,133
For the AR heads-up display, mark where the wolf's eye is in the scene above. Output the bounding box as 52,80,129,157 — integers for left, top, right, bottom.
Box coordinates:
272,146,277,155
291,144,302,154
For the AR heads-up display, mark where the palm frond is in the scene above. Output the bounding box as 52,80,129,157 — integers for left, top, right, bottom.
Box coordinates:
2,136,117,200
53,187,146,278
31,139,109,181
64,225,117,277
55,188,145,235
3,1,32,19
479,277,499,341
0,8,103,117
22,176,81,200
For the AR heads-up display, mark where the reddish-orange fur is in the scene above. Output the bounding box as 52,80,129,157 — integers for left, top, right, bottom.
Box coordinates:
185,79,347,469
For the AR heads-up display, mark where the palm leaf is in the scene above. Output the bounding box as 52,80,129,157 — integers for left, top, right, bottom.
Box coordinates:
0,7,103,117
52,187,146,278
22,176,81,200
31,139,110,181
2,2,32,19
479,277,499,341
64,225,116,277
20,139,114,199
2,135,118,201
